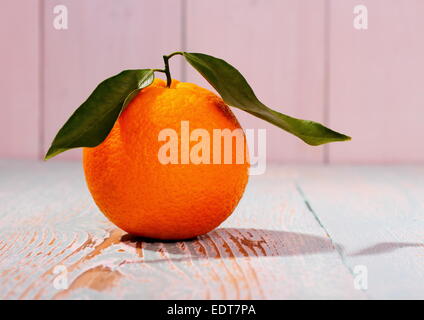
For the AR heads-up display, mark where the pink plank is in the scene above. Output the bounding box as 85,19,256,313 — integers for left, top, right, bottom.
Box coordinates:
185,0,327,163
328,0,424,163
0,0,40,159
43,0,183,160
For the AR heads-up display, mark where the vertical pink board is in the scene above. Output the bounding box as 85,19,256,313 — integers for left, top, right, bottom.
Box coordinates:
43,0,183,160
185,0,327,163
0,0,40,159
328,0,424,163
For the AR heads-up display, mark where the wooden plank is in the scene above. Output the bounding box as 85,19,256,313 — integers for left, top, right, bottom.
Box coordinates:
297,165,424,299
328,0,424,163
0,0,40,159
0,161,364,299
43,0,183,160
185,0,327,163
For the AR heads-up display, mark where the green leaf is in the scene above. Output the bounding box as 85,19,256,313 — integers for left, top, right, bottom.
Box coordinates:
182,52,351,145
45,69,155,160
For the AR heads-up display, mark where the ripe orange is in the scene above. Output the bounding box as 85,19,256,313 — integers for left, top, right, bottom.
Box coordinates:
83,78,249,240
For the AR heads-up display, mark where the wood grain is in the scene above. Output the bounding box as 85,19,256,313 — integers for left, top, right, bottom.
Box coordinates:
0,161,365,299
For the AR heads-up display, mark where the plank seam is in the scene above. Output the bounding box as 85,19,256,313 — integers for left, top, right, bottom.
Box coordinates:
295,183,369,296
38,0,45,160
323,0,331,164
180,0,187,82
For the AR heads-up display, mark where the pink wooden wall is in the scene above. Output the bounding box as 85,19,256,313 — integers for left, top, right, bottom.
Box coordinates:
0,0,40,159
328,0,424,163
1,0,423,163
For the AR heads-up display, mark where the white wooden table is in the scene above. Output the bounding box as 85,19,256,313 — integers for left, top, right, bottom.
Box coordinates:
0,160,423,299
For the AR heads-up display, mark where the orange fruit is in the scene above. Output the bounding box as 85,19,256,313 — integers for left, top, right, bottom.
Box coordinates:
83,78,249,240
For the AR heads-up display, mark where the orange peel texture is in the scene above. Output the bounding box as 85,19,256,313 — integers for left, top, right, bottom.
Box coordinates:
83,79,249,240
